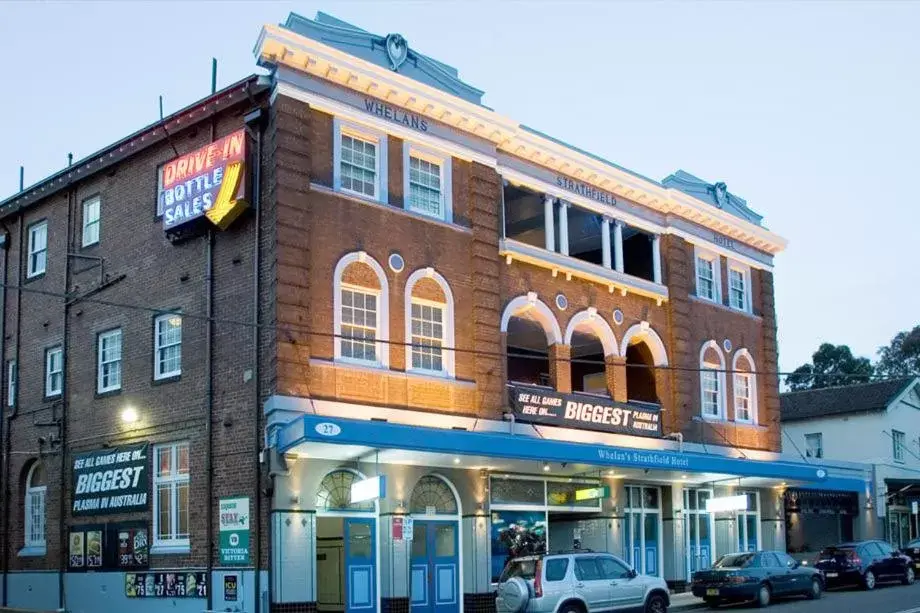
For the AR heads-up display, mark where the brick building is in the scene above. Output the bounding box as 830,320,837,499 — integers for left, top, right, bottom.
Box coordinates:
0,10,869,613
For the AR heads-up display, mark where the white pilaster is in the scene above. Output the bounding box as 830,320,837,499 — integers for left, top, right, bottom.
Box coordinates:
601,216,612,269
614,220,624,273
652,235,662,284
559,201,570,256
544,195,556,252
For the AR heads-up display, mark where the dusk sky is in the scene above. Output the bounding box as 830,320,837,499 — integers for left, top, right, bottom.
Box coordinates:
1,1,917,374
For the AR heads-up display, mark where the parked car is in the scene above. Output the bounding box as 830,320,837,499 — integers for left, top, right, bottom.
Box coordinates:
691,551,823,608
813,540,915,590
495,551,670,613
899,538,920,570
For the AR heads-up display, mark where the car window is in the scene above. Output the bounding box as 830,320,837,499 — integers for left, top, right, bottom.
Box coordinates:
775,553,796,568
598,556,631,579
876,542,893,555
545,558,569,582
907,540,920,549
863,543,883,557
761,553,780,567
574,558,602,581
714,553,755,568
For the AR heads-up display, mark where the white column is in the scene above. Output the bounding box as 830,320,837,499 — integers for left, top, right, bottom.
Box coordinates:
613,220,624,273
559,201,570,256
601,216,612,269
544,195,555,252
652,235,662,284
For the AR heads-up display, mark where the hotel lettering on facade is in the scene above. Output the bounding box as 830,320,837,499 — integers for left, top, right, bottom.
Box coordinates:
0,10,869,613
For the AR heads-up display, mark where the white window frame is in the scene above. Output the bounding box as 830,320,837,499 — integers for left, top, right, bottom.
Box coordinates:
27,221,48,278
404,268,455,378
97,328,123,393
893,429,906,463
805,433,823,459
152,442,190,551
731,348,757,424
45,346,63,398
699,340,726,420
727,261,752,313
694,247,722,303
154,314,182,380
333,118,388,203
81,195,101,247
7,359,16,408
402,142,452,222
333,252,390,369
24,463,46,550
338,284,382,365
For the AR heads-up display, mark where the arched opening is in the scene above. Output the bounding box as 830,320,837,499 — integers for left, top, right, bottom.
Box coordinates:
334,252,389,367
408,475,462,613
501,295,561,388
24,461,46,549
315,468,375,513
699,341,726,420
405,269,455,377
410,475,459,516
626,341,659,403
564,310,618,395
732,349,757,423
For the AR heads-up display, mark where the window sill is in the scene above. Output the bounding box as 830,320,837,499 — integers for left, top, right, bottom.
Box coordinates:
95,387,123,399
689,295,762,320
152,374,182,386
150,543,191,555
334,357,387,370
406,368,454,381
311,183,471,234
24,272,46,283
18,545,46,557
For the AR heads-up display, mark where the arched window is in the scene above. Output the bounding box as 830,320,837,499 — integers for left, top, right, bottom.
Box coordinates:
500,293,563,387
410,475,459,516
24,462,46,549
564,308,618,394
732,349,757,424
619,322,668,404
699,341,726,420
334,252,390,368
315,469,375,512
404,268,455,377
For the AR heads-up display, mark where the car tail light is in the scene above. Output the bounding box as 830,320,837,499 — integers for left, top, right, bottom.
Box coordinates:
728,575,747,584
846,551,861,566
534,559,543,598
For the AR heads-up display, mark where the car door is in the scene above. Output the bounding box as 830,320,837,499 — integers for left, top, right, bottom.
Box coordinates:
863,543,886,578
573,557,612,611
760,553,788,595
775,552,806,594
597,556,643,611
876,541,902,579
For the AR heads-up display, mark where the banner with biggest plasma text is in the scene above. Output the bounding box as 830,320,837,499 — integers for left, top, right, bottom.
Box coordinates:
72,443,149,516
507,385,662,438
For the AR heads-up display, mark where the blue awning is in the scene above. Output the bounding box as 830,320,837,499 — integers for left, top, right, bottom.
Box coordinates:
279,414,833,484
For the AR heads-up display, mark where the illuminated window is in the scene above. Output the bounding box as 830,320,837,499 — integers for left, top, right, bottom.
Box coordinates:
82,196,101,247
154,314,182,379
153,442,190,549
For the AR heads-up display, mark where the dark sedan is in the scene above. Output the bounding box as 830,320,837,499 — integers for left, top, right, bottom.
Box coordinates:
691,551,823,608
814,540,915,590
900,538,920,570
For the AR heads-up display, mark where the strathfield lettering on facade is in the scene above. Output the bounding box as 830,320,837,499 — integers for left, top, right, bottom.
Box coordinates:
159,130,248,231
364,98,429,132
556,175,616,206
508,384,661,437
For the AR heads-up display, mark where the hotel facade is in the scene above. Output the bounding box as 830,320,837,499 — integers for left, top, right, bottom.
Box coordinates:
0,11,868,613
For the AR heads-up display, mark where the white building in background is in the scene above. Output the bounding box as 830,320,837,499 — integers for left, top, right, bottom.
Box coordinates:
781,377,920,552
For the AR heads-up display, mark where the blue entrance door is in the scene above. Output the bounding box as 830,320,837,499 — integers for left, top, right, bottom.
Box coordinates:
345,518,377,613
410,520,459,613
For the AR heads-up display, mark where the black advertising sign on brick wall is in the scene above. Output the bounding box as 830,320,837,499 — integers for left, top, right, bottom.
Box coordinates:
72,443,149,516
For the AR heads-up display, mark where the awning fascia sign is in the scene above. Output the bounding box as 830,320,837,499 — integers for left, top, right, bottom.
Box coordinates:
279,414,830,483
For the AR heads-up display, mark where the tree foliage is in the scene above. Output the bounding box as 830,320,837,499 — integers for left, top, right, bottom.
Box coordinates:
786,343,874,391
876,325,920,378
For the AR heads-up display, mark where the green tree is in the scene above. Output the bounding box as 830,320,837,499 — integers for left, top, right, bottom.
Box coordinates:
786,343,874,391
876,326,920,378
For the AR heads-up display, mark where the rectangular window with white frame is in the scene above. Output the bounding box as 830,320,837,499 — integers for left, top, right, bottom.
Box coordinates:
805,433,823,459
153,442,190,550
6,359,16,408
27,220,48,278
403,143,452,222
410,299,445,373
82,195,101,247
893,429,906,463
97,328,122,393
734,372,754,422
154,314,182,380
339,286,379,364
694,247,721,303
728,263,752,313
45,346,63,398
333,118,388,203
701,368,722,418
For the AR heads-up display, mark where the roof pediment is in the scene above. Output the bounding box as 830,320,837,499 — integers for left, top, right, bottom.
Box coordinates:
281,12,485,105
662,170,763,226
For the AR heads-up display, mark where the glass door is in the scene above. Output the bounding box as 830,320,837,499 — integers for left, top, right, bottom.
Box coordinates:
683,489,713,579
623,486,661,576
735,492,760,553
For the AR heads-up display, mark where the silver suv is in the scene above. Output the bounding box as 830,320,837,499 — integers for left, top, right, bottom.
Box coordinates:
496,552,670,613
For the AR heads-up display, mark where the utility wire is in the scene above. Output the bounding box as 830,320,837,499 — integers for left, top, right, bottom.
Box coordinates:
4,281,912,381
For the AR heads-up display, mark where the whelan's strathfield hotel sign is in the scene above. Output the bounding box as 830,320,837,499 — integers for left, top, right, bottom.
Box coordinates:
159,129,249,233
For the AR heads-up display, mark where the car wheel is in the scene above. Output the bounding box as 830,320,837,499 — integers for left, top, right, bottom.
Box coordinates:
644,593,667,613
560,605,584,613
903,566,915,586
756,584,771,608
863,570,876,591
807,577,822,600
